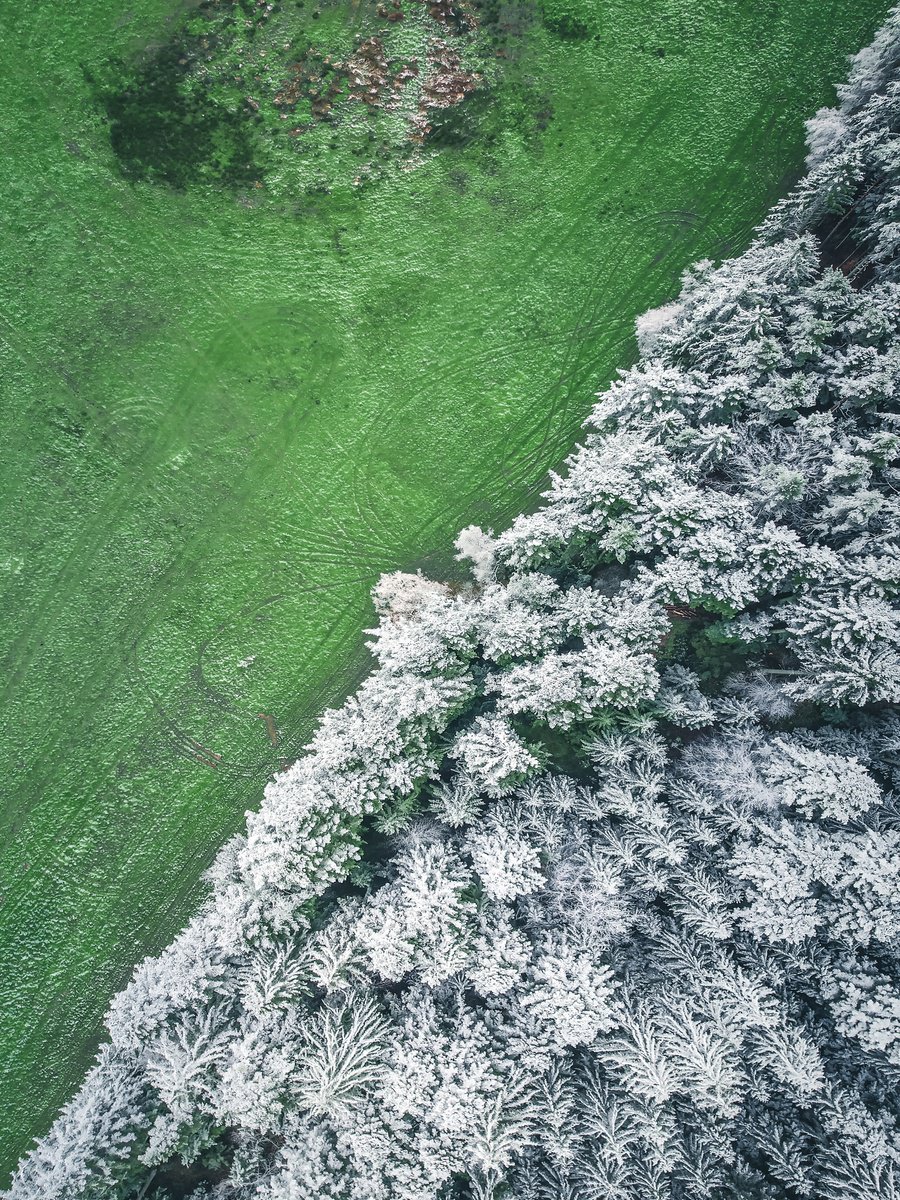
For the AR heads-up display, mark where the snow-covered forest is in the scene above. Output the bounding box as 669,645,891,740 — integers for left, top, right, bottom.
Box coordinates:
9,10,900,1199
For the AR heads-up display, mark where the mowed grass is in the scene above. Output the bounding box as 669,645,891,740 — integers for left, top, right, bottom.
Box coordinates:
0,0,887,1178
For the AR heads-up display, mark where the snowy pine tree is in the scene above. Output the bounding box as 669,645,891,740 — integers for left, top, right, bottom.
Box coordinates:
8,10,900,1199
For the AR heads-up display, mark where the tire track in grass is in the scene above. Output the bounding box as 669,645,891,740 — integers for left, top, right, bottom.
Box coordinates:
4,316,338,766
380,100,718,517
336,98,681,549
493,193,747,502
123,580,371,779
0,280,350,702
0,334,254,707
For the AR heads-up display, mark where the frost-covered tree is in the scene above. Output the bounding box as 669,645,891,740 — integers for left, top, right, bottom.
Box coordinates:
8,10,900,1199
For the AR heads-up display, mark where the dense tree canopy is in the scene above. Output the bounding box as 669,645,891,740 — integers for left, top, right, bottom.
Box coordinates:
7,10,900,1199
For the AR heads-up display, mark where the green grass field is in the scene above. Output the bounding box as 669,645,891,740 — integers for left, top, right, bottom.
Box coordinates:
0,0,887,1179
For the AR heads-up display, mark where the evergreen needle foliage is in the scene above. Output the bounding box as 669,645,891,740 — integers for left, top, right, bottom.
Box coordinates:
9,10,900,1198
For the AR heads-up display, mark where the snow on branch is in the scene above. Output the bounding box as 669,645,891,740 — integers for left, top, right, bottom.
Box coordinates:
8,13,900,1199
